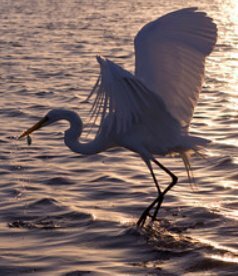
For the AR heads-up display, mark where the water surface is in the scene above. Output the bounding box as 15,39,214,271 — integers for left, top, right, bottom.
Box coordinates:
0,0,238,274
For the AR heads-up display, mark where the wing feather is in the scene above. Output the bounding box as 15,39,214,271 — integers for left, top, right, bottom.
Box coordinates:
87,56,174,136
86,8,217,138
134,7,217,129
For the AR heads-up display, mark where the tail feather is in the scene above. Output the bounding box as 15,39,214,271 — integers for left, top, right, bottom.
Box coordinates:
180,151,196,190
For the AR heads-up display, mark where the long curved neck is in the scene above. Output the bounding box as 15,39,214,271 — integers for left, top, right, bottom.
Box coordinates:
62,110,109,155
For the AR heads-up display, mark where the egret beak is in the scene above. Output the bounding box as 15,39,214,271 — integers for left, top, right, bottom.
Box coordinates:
18,116,49,139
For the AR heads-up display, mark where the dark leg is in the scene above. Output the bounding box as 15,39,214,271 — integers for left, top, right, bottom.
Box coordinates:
137,196,161,227
137,159,162,228
151,159,178,221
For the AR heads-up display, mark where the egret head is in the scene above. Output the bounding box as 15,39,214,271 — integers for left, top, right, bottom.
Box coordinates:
18,109,82,140
18,109,66,139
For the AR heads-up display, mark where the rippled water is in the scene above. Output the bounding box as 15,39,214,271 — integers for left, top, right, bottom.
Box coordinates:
1,0,238,274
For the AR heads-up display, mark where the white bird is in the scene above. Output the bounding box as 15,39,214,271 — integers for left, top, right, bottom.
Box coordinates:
19,8,217,227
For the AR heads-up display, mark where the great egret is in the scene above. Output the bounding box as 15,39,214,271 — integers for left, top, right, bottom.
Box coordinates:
19,8,217,227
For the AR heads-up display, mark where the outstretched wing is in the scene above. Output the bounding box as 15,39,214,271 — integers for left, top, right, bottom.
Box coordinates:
134,7,217,129
86,56,177,136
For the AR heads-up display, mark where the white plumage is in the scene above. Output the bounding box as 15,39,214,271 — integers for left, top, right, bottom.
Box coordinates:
89,7,217,134
135,8,217,129
19,8,217,227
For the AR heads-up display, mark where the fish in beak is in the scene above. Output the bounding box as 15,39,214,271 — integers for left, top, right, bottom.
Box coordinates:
18,116,49,140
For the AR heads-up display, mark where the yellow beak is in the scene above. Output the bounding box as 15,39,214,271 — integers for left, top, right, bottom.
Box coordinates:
18,116,49,139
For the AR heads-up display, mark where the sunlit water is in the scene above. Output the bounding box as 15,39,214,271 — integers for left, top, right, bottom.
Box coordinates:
1,0,238,274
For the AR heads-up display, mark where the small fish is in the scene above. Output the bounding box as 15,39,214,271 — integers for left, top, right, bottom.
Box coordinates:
27,135,32,145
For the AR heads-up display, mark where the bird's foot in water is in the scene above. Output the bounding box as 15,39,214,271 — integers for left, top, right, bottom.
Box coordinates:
137,214,148,228
137,195,164,228
137,210,159,228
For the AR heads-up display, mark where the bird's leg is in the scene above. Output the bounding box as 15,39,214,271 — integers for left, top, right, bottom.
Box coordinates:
137,196,160,228
137,159,162,228
151,159,178,222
